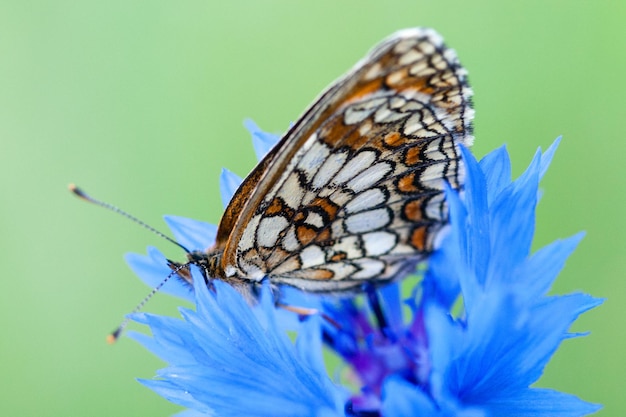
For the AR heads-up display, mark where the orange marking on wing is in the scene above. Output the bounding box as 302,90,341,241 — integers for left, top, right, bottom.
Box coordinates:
344,125,373,149
404,199,425,222
386,68,432,93
272,255,302,273
311,197,339,221
404,146,422,166
315,228,332,245
265,197,295,219
410,226,428,251
309,269,335,280
297,225,317,246
383,131,406,148
266,197,284,215
330,251,347,262
344,78,384,103
319,113,371,150
397,173,420,193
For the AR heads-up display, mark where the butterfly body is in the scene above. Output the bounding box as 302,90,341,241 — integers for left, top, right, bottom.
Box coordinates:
183,28,473,294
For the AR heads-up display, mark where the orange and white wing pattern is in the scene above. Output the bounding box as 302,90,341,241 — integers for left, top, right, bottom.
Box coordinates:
213,28,473,292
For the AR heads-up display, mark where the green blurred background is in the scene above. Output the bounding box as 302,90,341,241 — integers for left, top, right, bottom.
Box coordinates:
1,1,623,415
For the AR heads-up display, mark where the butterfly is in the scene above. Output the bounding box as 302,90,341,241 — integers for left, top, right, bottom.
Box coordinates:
181,28,473,295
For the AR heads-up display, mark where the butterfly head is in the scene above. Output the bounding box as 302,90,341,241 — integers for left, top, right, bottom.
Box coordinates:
168,248,246,289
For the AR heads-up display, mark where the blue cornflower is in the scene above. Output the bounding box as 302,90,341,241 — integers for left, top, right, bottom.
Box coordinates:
126,122,601,416
322,141,602,416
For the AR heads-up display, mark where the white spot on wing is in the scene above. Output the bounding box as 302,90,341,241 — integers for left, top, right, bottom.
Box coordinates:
424,193,446,221
386,70,406,86
329,189,351,209
312,151,349,189
224,265,237,277
362,231,397,256
300,245,325,269
364,62,383,80
240,262,265,281
305,211,324,228
278,172,305,209
394,38,418,54
358,120,372,136
281,225,300,252
297,138,330,180
344,97,387,125
424,138,447,161
238,214,261,251
345,208,390,234
346,162,392,192
324,262,357,280
257,216,289,247
417,39,436,55
390,96,407,109
269,256,301,275
351,258,386,279
330,235,363,259
419,163,447,190
345,188,386,214
374,106,407,123
409,60,432,76
332,151,376,185
398,48,422,65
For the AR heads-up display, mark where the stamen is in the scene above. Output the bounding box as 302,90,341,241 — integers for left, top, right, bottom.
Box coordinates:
277,303,342,330
365,285,397,342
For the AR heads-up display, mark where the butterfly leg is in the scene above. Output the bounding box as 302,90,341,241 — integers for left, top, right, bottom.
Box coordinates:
276,302,341,330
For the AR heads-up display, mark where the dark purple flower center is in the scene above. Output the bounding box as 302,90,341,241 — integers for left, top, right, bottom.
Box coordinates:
322,287,430,416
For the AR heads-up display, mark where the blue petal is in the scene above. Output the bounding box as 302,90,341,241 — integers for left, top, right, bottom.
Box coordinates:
479,145,511,205
381,375,438,415
130,312,200,364
382,375,486,417
438,291,602,409
539,137,561,180
127,330,185,364
379,282,404,330
163,215,217,251
459,146,490,286
482,388,601,417
424,222,464,309
295,315,326,374
244,119,280,161
124,247,193,301
134,268,346,416
219,168,242,209
443,181,481,309
519,294,603,384
512,232,585,300
138,378,215,414
486,151,540,288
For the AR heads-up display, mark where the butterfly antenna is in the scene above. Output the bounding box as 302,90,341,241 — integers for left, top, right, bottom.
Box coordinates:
107,264,190,344
69,183,191,254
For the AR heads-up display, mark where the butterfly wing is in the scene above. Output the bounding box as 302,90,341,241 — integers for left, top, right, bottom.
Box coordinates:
215,28,473,292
